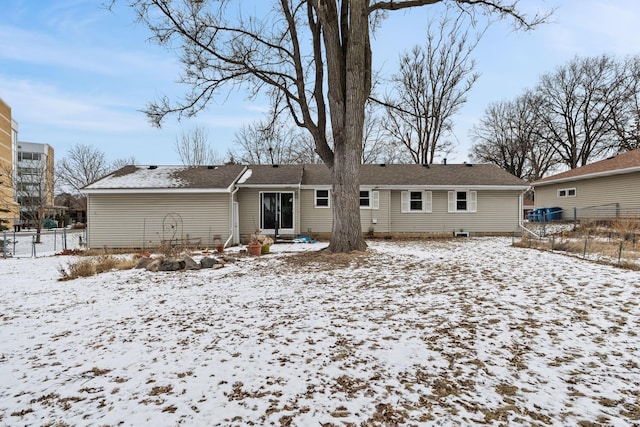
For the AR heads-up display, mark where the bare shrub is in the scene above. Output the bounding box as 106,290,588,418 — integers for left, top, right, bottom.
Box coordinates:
611,217,640,239
59,255,136,281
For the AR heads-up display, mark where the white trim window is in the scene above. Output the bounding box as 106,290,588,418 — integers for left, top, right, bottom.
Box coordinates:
557,188,576,198
448,190,477,213
315,189,330,208
401,190,432,213
360,190,379,209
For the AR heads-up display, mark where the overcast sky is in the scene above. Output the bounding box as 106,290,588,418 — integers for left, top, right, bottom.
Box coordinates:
1,0,639,166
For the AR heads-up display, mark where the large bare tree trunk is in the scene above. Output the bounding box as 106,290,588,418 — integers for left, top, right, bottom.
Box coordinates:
329,139,365,252
321,0,369,252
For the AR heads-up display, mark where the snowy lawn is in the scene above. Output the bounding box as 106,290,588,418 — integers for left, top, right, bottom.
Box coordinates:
1,238,639,426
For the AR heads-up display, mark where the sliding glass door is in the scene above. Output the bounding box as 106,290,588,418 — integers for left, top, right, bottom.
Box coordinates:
260,192,294,234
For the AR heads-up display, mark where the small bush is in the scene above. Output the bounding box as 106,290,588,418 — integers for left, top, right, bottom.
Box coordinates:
611,217,640,239
59,255,136,281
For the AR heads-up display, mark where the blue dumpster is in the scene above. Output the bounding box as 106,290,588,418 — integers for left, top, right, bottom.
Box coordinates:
528,208,544,222
545,207,562,221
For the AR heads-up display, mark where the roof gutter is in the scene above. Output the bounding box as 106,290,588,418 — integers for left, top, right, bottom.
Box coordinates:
80,188,235,195
299,185,530,191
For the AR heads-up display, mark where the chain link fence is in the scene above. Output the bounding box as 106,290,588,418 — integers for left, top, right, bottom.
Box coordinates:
1,228,87,259
518,219,640,270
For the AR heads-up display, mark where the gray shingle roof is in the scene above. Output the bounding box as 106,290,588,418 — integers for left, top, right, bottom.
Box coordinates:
532,149,640,186
237,165,304,186
299,163,528,187
83,165,247,191
84,162,528,191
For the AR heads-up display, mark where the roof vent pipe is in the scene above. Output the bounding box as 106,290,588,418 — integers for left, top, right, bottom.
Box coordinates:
443,158,447,165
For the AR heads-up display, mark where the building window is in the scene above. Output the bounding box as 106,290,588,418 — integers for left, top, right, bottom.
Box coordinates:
401,191,432,213
448,190,477,213
558,188,576,198
360,190,370,207
315,189,330,207
410,191,423,211
18,152,41,161
359,190,379,209
456,191,467,211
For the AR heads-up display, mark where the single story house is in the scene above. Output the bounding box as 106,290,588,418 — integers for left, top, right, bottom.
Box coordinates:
531,149,640,221
81,163,529,249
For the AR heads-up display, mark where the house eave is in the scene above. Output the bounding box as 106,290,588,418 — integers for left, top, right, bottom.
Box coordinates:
81,187,235,195
301,185,529,191
236,184,301,189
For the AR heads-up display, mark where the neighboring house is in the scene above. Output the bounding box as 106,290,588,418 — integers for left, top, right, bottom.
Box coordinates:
82,163,529,249
54,193,87,226
531,149,640,221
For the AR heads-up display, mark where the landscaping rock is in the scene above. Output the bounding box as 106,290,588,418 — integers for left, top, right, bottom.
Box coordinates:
146,258,163,272
183,255,201,270
200,257,218,269
158,258,186,272
135,256,155,269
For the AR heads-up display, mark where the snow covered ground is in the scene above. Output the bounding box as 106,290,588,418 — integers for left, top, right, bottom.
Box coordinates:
1,238,639,426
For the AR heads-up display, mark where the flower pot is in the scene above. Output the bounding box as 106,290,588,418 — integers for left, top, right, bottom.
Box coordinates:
261,245,271,254
247,243,262,256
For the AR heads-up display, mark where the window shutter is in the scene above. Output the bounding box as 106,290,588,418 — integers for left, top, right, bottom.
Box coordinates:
372,191,380,210
425,191,432,213
401,191,409,213
448,191,455,212
469,191,477,212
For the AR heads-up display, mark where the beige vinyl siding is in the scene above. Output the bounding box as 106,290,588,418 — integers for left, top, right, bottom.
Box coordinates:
299,189,332,233
299,189,392,234
360,189,390,233
535,172,640,219
236,187,301,239
390,190,521,233
87,193,231,248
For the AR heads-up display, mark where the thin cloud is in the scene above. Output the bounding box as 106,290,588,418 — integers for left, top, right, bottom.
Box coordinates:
0,24,176,79
0,77,148,133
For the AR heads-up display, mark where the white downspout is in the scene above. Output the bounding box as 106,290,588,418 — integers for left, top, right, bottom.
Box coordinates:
225,186,240,248
519,187,540,239
225,166,248,248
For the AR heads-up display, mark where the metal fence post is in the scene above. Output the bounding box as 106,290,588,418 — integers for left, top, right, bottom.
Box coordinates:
32,235,36,258
618,242,624,264
54,229,57,252
63,228,67,251
2,230,6,259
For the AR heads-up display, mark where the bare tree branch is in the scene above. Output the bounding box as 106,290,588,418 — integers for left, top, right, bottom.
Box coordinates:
174,126,221,166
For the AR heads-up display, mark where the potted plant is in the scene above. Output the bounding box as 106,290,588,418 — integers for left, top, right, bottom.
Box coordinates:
247,232,263,256
259,236,274,254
